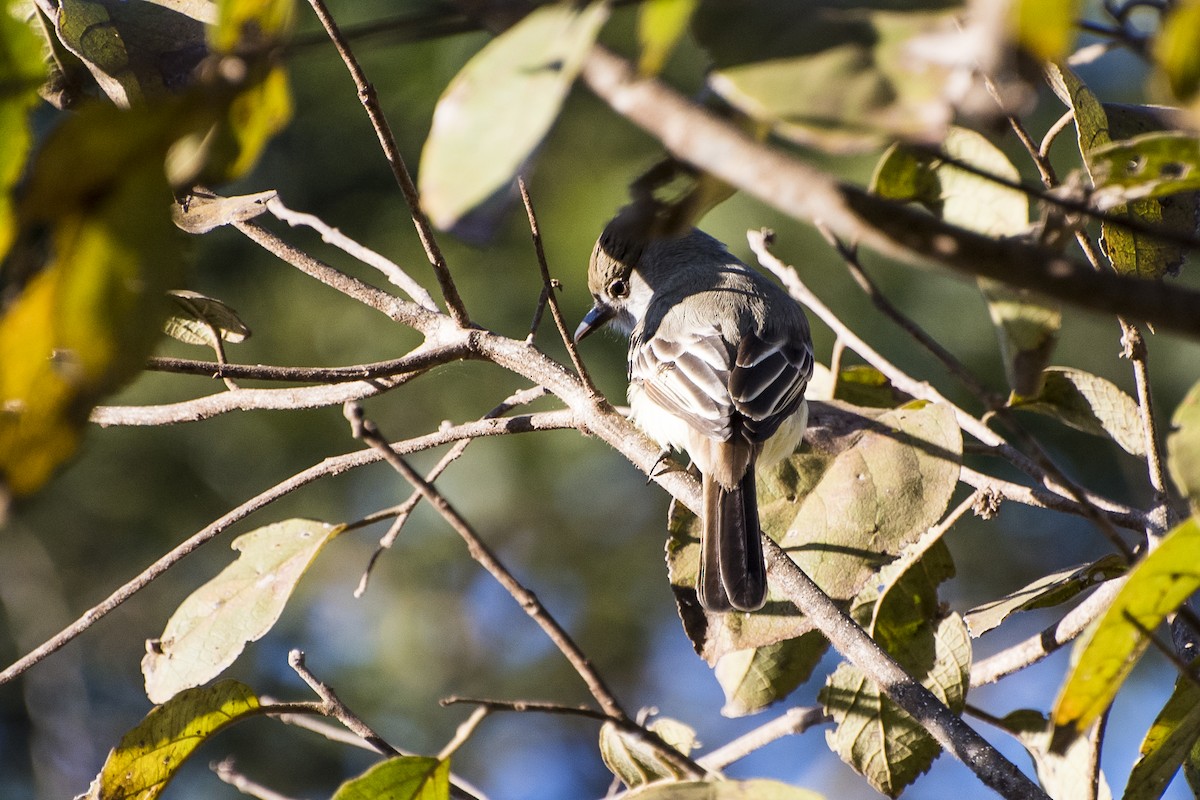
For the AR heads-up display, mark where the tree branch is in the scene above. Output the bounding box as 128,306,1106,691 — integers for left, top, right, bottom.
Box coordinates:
580,45,1200,339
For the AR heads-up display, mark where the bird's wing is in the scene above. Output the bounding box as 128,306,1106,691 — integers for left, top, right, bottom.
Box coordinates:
629,325,735,441
729,329,813,443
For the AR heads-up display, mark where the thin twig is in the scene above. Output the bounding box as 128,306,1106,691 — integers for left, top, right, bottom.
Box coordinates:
697,706,830,770
959,466,1143,530
438,706,491,760
267,196,440,311
290,649,398,755
144,352,451,383
517,177,598,396
343,403,630,723
441,695,606,720
355,385,550,596
0,409,576,685
1040,110,1076,161
305,0,470,326
212,759,300,800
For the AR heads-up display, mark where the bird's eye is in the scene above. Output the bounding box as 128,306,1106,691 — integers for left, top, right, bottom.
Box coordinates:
608,278,628,298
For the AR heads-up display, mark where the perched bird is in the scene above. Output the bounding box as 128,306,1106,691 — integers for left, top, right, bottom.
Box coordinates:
574,213,813,612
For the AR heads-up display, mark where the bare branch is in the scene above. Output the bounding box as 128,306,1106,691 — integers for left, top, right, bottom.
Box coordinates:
143,352,451,383
267,196,440,311
518,177,599,396
304,0,470,326
697,706,830,770
343,402,631,723
212,759,300,800
0,409,575,685
289,649,397,755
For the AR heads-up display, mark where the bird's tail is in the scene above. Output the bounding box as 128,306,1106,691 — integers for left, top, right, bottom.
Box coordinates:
699,470,767,612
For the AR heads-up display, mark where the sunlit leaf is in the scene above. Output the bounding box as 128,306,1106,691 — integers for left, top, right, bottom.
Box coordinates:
1010,367,1145,457
964,555,1127,637
713,633,828,717
164,290,251,346
669,401,960,671
331,756,450,800
1167,379,1200,512
1124,670,1200,800
1153,0,1200,103
418,1,610,229
1010,0,1079,62
600,716,697,787
996,710,1113,800
624,779,826,799
142,519,345,703
0,0,44,262
872,126,1059,396
637,0,696,76
209,0,293,53
832,365,909,409
89,680,259,800
0,104,183,497
1052,517,1200,732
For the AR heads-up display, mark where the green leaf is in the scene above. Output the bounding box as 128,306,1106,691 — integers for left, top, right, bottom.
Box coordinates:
600,716,697,788
1124,671,1200,800
210,0,293,54
694,1,967,152
142,519,344,703
90,680,259,800
1088,133,1200,205
637,0,696,76
872,126,1059,396
331,756,450,800
1047,65,1198,278
668,402,961,664
713,633,829,717
1053,516,1200,732
0,104,183,497
1153,0,1200,102
0,1,44,262
1009,0,1079,62
821,611,971,797
624,779,826,799
164,290,251,346
1168,379,1200,511
964,555,1127,637
996,710,1113,800
1010,367,1145,457
418,1,610,229
831,365,909,409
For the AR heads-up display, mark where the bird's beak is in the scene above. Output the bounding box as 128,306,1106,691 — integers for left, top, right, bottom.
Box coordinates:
574,303,614,343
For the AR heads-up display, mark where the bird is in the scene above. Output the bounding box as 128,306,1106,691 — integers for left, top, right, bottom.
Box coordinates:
574,211,813,612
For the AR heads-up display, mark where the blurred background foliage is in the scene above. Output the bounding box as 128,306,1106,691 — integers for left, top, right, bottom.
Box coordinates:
1,1,1199,798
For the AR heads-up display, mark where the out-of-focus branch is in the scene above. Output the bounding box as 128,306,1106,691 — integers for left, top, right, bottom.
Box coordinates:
580,45,1200,339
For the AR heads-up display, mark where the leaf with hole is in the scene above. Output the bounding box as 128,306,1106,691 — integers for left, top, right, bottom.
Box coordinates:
1052,516,1200,732
142,519,345,703
418,1,609,229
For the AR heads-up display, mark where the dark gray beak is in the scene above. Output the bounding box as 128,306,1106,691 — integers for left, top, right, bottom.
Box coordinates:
574,303,614,343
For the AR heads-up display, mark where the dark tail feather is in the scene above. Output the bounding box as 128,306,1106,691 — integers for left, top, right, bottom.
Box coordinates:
699,472,767,612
